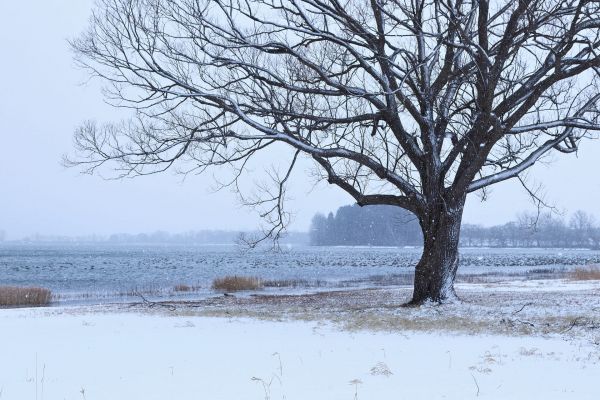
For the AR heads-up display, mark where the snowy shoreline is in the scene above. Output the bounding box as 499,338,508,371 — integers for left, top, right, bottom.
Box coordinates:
2,279,600,399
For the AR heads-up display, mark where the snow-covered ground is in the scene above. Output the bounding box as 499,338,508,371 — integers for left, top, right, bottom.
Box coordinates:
457,279,600,292
1,304,599,400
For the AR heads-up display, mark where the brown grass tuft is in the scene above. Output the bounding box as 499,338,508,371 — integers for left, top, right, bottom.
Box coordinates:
173,284,192,292
212,276,263,292
568,265,600,281
0,286,52,307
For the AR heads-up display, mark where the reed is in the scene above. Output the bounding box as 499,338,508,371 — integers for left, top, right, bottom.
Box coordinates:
0,286,52,307
568,265,600,281
173,284,192,292
212,276,263,292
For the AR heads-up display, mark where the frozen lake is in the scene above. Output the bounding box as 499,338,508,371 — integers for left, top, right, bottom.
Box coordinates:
1,243,599,305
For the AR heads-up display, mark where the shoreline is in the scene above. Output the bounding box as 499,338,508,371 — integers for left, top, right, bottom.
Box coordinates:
8,264,590,309
12,278,600,342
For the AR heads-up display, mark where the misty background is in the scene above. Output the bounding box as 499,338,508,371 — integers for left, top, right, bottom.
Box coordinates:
1,1,600,241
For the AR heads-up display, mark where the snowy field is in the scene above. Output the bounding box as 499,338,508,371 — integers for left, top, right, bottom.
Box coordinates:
1,308,599,400
1,279,600,400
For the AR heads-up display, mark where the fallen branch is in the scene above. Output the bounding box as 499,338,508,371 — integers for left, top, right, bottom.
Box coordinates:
561,317,600,333
500,318,535,328
512,303,532,315
515,319,535,328
132,291,177,311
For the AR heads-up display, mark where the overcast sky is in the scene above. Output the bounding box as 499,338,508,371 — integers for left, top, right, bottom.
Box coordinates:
1,1,600,240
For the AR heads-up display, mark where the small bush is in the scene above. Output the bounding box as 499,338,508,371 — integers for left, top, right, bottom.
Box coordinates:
0,286,52,307
212,276,263,292
173,284,192,292
568,266,600,281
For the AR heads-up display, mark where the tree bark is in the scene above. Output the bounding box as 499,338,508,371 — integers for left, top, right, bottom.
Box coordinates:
409,202,465,305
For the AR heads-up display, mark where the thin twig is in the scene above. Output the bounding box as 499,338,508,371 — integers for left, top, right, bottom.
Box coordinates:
512,302,532,315
471,373,480,397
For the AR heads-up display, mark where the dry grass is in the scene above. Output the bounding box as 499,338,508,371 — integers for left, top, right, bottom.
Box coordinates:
212,276,263,292
119,286,164,297
173,284,192,292
0,286,52,307
568,265,600,281
262,278,327,288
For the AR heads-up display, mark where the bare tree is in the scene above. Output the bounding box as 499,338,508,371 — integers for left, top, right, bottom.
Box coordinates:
570,209,596,246
70,0,600,304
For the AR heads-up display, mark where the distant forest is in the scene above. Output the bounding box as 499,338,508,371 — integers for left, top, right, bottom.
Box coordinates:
310,205,422,246
310,205,600,249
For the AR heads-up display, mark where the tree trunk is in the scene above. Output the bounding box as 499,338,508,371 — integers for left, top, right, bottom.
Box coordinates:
409,203,464,305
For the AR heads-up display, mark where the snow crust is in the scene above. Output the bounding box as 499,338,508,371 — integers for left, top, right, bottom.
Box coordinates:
1,307,599,399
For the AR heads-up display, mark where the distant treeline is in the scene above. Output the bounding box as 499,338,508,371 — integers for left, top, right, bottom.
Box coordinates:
15,230,309,245
107,230,308,245
310,205,600,249
310,204,422,246
462,210,600,248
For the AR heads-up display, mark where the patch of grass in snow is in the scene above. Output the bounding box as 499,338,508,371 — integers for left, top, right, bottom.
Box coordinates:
0,286,52,307
519,347,541,357
339,313,493,335
212,276,263,292
568,265,600,280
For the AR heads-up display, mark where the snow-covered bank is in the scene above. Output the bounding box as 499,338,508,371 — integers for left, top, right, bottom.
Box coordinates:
1,307,599,400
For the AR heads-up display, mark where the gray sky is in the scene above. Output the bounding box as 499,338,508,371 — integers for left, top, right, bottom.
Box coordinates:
1,1,600,240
